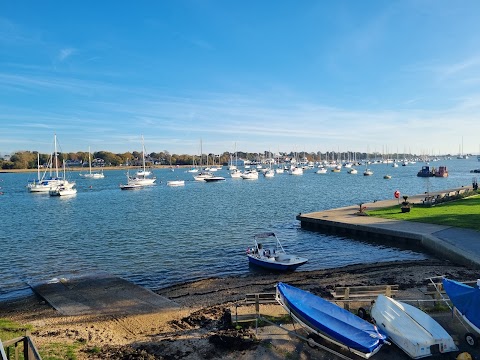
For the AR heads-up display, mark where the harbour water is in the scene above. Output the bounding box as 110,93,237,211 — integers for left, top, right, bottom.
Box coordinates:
0,159,477,301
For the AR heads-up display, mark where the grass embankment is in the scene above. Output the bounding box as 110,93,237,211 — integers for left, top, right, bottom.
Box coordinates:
367,194,480,232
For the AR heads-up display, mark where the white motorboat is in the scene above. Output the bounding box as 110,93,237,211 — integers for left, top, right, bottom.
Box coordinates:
246,232,308,271
348,168,358,175
241,169,259,180
194,171,214,181
230,169,242,178
316,167,328,174
289,167,303,175
371,295,458,359
204,176,226,182
264,169,275,178
363,169,374,176
167,180,185,187
49,185,77,196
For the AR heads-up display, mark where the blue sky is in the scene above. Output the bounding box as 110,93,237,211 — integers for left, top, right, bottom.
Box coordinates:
1,1,480,156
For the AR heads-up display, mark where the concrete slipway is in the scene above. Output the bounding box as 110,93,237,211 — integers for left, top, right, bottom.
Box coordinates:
297,186,480,269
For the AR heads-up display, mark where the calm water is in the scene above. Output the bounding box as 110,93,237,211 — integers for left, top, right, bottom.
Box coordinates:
0,159,478,301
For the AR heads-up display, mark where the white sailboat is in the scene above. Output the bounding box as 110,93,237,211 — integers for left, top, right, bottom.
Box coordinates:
120,136,156,189
194,139,213,181
79,146,104,179
27,134,75,193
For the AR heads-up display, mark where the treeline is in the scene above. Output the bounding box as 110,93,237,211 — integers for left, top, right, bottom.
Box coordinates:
0,149,419,170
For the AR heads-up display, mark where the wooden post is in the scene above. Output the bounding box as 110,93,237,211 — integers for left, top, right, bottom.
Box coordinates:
344,287,350,310
386,285,392,297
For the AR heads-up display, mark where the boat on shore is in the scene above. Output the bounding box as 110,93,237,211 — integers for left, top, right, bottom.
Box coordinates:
371,295,457,358
275,282,387,359
246,232,308,271
442,277,480,347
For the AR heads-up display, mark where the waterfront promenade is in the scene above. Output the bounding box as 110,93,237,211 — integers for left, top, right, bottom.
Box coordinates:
297,186,480,269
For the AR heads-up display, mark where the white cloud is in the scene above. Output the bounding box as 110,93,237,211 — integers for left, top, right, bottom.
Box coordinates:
58,47,76,62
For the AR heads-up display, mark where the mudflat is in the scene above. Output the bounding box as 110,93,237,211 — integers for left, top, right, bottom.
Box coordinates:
1,259,479,359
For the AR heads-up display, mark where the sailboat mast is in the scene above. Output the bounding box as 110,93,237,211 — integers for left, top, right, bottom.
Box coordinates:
54,133,59,178
89,146,92,175
142,135,146,171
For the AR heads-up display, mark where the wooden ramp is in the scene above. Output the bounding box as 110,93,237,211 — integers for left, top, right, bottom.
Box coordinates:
30,273,179,316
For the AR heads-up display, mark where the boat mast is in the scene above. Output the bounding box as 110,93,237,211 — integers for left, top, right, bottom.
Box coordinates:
54,133,59,178
142,135,146,172
89,146,92,175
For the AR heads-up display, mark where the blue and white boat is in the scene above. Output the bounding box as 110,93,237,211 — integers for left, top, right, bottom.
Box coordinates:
246,233,307,271
276,282,387,359
443,277,480,347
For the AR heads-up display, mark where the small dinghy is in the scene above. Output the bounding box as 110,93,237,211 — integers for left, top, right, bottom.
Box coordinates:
443,277,480,347
371,295,457,358
276,282,387,359
246,233,307,271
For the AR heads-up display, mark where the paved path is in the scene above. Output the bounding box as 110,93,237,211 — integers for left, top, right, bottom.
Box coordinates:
297,186,480,269
30,272,179,316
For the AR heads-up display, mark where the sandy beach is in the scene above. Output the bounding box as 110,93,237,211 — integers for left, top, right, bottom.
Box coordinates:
1,259,479,359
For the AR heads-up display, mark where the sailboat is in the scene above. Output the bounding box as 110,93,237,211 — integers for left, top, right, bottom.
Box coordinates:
27,134,75,193
120,136,156,189
194,139,213,181
79,146,104,179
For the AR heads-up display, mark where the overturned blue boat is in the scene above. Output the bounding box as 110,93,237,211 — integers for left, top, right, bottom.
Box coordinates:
276,282,387,359
443,277,480,346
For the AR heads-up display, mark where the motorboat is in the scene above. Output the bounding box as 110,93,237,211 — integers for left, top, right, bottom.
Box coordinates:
246,232,307,271
194,171,214,181
263,169,275,178
383,174,392,179
348,168,358,175
204,176,226,182
241,169,259,180
442,278,480,347
119,183,144,190
49,185,77,196
434,166,448,177
289,167,303,175
316,167,328,174
276,282,387,359
230,169,243,178
363,169,374,176
417,165,435,177
167,180,185,186
371,295,457,358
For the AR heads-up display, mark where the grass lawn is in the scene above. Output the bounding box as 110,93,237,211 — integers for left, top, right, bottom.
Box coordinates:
367,194,480,232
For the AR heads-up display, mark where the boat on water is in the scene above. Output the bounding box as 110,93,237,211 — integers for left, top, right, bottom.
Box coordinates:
348,168,358,175
276,282,387,359
194,171,214,181
120,136,156,189
417,165,435,177
371,295,457,358
204,176,226,182
363,169,373,176
27,134,75,193
316,167,328,174
442,278,480,347
79,146,104,179
167,180,185,187
241,169,259,180
246,232,308,271
230,168,242,178
49,184,77,196
434,166,448,177
289,166,303,175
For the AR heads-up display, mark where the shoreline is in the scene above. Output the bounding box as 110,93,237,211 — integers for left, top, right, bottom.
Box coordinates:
2,259,479,359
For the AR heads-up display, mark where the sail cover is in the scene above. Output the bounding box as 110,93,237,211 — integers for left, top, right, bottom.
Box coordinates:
277,282,386,355
443,278,480,331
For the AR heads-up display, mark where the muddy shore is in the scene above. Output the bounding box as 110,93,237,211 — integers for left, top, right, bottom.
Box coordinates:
1,259,479,359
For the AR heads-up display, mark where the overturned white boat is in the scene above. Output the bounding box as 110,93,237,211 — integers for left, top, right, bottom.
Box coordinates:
371,295,457,359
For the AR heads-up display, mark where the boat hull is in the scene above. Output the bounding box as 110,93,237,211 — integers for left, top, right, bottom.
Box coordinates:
371,295,457,359
247,254,307,271
276,282,386,359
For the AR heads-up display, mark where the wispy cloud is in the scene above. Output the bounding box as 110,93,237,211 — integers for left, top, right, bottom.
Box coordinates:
58,47,77,62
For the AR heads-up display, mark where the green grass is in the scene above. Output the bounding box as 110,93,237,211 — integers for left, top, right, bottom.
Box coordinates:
0,318,33,340
367,195,480,231
39,342,79,360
